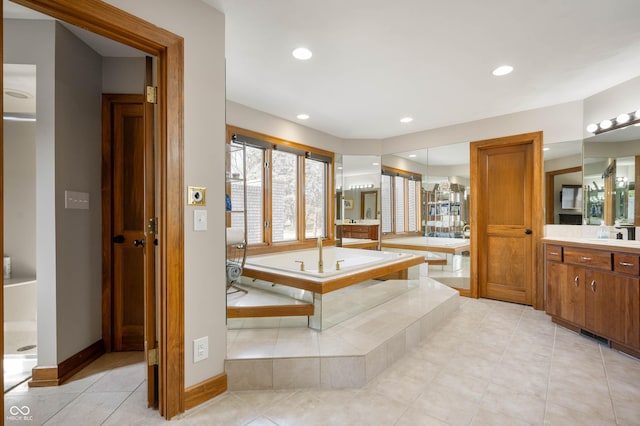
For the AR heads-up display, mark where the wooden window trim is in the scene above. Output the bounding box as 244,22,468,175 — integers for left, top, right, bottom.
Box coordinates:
226,125,334,255
381,165,423,237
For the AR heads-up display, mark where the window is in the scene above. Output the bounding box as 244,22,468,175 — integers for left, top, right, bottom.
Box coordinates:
227,126,333,249
381,167,422,235
305,158,326,238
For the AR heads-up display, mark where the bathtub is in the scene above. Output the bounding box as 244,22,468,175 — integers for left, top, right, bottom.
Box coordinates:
243,246,423,294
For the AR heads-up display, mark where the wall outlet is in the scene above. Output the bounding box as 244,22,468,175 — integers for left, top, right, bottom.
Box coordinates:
193,336,208,363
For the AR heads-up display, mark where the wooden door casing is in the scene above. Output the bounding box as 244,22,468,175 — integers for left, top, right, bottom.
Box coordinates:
9,0,185,418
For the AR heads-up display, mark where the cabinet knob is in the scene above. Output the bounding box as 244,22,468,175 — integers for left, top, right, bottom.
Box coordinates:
590,280,597,293
525,229,532,235
580,256,592,262
574,276,579,287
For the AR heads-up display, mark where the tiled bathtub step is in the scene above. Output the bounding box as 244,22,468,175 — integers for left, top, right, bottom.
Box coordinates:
225,279,459,390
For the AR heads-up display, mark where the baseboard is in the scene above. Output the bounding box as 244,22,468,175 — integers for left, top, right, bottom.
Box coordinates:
184,373,228,410
29,339,105,387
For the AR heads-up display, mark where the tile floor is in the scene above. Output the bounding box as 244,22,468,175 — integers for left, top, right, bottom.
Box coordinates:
5,296,640,425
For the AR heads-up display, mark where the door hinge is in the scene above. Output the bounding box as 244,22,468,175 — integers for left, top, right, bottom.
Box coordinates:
264,161,269,169
148,217,158,235
146,85,158,104
147,348,159,366
264,220,270,228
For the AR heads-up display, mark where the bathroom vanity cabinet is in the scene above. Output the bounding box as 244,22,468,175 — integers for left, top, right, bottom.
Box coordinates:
545,241,640,358
337,224,379,239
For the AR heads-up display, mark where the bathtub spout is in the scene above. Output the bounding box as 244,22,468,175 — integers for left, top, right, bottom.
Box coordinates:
317,236,324,273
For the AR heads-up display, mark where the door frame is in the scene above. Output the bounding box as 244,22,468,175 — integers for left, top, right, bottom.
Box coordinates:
3,0,185,419
469,131,544,309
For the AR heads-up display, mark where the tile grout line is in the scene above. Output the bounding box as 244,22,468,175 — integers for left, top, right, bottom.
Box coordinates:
99,380,144,425
542,323,558,424
599,344,620,425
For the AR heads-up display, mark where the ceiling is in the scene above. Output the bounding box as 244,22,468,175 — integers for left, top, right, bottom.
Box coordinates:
207,0,640,140
5,1,640,142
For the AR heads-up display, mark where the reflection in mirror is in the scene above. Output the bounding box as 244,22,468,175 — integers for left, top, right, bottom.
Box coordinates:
335,155,381,248
583,125,640,227
384,142,471,293
543,140,583,224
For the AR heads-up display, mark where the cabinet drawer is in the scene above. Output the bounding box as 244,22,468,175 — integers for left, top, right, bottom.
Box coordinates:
546,245,563,262
349,226,369,233
564,247,611,270
614,253,640,276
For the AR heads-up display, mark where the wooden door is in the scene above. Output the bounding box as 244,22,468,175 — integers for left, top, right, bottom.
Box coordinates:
585,270,626,342
470,132,543,306
102,88,157,407
545,260,566,317
561,265,586,326
111,98,148,351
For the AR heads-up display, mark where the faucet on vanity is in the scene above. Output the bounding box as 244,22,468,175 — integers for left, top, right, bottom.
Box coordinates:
615,225,636,241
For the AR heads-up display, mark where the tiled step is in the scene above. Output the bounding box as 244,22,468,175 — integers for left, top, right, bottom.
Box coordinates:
225,278,459,390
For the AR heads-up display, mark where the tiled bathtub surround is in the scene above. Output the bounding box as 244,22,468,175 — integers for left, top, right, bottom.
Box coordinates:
225,278,459,390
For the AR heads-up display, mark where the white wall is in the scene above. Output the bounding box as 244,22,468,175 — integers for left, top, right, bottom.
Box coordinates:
103,0,227,388
583,74,640,137
380,101,584,154
5,18,58,366
102,57,145,94
227,101,344,153
54,23,103,362
3,121,36,278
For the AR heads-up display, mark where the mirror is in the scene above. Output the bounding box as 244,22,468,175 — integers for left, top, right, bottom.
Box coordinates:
583,125,640,226
339,155,381,222
361,191,377,219
544,140,583,224
335,155,381,247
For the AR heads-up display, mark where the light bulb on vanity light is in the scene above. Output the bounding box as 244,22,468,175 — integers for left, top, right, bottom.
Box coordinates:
617,113,630,125
586,123,598,133
600,119,613,130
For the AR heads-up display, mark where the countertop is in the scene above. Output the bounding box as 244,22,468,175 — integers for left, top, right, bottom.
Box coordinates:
542,237,640,254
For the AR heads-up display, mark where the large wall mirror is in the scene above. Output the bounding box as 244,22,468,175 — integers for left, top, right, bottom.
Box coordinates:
583,125,639,226
335,155,381,247
544,140,583,224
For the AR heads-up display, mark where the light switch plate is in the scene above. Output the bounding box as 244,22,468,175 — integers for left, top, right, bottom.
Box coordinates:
65,190,90,210
193,336,208,363
194,210,207,231
187,186,206,206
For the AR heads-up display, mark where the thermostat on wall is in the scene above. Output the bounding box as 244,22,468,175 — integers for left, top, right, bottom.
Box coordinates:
187,186,206,206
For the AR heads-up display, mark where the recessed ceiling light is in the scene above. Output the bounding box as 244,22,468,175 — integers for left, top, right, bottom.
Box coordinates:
292,47,312,60
296,113,309,120
400,117,413,123
409,154,417,158
492,65,514,76
543,147,550,151
372,162,380,166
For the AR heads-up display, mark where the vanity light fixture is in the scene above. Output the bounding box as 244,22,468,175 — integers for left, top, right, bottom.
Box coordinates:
296,113,310,120
292,47,312,60
400,117,413,123
586,108,640,134
349,184,375,190
492,65,513,76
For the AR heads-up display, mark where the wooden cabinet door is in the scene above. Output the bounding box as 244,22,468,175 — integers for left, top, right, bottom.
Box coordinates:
623,275,640,349
546,261,566,317
585,270,626,343
560,265,586,327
